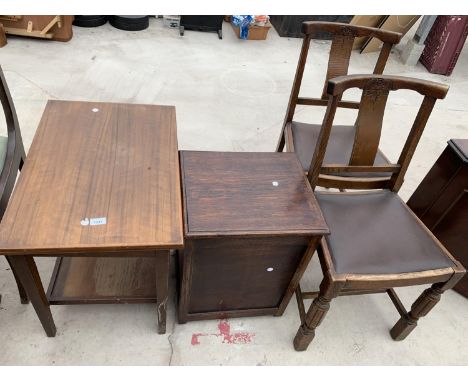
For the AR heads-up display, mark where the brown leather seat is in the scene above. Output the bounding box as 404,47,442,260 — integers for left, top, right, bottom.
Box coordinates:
291,121,390,176
316,190,456,275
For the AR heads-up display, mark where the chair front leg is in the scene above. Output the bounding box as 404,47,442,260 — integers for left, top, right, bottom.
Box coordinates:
293,277,339,351
390,283,443,341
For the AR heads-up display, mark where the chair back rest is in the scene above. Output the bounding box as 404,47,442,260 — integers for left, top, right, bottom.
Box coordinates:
0,65,21,140
307,74,449,192
0,65,25,219
283,21,402,127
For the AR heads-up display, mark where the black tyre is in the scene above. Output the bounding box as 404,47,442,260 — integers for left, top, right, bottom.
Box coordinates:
109,15,149,31
73,15,108,28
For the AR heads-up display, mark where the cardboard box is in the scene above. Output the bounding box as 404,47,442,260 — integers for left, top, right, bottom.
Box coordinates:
232,21,271,40
349,15,386,49
360,15,420,53
0,15,73,42
0,23,7,47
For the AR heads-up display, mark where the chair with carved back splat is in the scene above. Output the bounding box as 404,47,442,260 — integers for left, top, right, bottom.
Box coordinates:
0,65,28,305
293,74,466,351
276,22,403,185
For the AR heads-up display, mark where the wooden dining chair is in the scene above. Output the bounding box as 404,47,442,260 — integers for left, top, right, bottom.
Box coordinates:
276,22,402,185
0,65,28,304
293,74,466,351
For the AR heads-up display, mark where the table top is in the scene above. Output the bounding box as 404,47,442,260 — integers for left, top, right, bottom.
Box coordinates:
180,151,329,238
0,100,184,255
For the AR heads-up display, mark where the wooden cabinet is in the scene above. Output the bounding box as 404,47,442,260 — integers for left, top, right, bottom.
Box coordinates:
178,151,329,322
407,139,468,297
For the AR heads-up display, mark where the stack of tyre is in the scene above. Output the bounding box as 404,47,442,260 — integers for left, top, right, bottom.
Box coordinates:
73,16,149,31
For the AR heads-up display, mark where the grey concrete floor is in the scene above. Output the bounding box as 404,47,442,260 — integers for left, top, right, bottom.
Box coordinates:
0,18,467,365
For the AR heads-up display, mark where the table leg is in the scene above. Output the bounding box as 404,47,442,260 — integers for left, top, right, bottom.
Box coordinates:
8,256,56,337
155,250,170,334
276,237,320,316
5,255,30,304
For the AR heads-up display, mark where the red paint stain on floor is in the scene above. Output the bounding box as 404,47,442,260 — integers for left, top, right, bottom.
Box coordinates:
191,333,203,345
217,320,233,343
190,319,255,346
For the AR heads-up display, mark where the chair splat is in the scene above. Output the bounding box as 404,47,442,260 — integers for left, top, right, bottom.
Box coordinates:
321,28,357,99
350,77,391,166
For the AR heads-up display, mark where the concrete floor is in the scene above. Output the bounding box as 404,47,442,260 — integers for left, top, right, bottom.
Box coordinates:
0,18,467,366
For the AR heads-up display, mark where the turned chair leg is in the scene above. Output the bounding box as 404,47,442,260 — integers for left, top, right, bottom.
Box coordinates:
293,278,337,351
390,283,443,341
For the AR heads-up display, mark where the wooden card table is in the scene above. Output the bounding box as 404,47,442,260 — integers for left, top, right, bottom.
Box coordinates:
0,100,183,336
178,151,329,323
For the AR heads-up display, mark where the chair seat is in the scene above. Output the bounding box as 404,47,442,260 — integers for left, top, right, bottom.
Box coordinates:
316,190,456,275
291,121,390,176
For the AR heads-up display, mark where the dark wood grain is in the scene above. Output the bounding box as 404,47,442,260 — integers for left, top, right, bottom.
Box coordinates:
307,75,449,190
327,74,449,99
8,256,56,337
302,21,402,43
276,35,311,152
181,151,328,237
349,78,390,165
320,31,354,99
178,151,328,322
407,140,468,297
0,100,183,254
0,99,183,336
296,98,359,109
183,308,278,322
0,65,28,304
47,256,158,303
276,21,402,152
155,250,170,334
187,237,309,313
0,65,26,222
293,75,465,352
373,42,393,74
